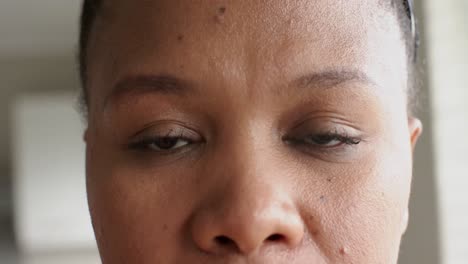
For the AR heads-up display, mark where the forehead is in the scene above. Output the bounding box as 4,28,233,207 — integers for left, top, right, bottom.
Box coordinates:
88,0,406,104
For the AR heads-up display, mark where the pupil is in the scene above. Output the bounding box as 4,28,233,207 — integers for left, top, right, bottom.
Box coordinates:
156,137,178,149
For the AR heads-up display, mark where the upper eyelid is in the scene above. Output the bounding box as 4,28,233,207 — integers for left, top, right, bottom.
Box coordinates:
125,126,200,149
287,123,360,137
286,114,362,132
127,117,364,145
291,132,363,150
131,131,197,145
128,134,195,151
127,119,202,137
130,122,201,139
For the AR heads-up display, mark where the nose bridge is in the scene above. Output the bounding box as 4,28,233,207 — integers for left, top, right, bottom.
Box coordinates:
223,137,286,219
190,121,304,255
217,119,285,217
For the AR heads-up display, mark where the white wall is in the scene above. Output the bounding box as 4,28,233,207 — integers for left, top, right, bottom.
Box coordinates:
397,1,442,263
0,56,80,213
0,0,81,214
425,1,468,263
11,94,96,253
0,1,81,57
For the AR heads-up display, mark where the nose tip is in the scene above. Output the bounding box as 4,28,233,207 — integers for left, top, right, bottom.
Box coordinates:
191,204,304,255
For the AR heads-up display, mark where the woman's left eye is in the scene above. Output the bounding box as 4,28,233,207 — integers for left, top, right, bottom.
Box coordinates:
303,133,361,148
284,130,362,152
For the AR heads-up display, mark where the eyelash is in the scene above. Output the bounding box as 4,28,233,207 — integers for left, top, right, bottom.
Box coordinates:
309,132,361,146
285,130,362,150
129,134,197,154
127,124,362,161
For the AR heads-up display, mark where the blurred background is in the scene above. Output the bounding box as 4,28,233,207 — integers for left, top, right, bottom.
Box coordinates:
0,1,466,263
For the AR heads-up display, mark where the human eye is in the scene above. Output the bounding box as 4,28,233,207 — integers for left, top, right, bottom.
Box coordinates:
284,121,364,157
131,135,192,151
128,122,203,155
300,129,362,148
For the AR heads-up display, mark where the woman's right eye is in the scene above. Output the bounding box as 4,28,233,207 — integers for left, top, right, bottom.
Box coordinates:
129,135,198,155
127,123,203,154
141,136,192,151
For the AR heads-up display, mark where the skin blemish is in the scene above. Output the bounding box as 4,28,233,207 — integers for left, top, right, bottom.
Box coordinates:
312,229,320,237
177,34,184,41
327,177,333,183
214,6,227,23
218,6,226,15
339,247,349,255
320,195,326,202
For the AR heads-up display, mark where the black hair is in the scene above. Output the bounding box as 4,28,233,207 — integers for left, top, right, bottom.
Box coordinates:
79,0,102,108
78,0,419,112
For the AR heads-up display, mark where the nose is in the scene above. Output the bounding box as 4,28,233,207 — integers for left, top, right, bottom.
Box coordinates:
190,151,304,255
191,191,304,255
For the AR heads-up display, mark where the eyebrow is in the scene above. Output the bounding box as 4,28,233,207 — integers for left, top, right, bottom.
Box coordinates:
105,69,374,108
104,74,194,107
293,69,376,90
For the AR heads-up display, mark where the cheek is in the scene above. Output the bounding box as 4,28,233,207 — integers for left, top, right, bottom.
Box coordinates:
298,147,412,263
85,139,198,263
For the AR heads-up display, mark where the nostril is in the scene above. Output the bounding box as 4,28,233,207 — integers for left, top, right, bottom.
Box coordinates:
267,233,285,242
215,235,235,246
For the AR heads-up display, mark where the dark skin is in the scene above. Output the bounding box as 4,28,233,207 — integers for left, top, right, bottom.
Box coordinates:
84,0,422,263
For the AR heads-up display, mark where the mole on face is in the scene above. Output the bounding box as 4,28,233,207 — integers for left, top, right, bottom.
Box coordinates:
177,34,184,42
214,6,227,23
218,6,226,14
312,229,320,237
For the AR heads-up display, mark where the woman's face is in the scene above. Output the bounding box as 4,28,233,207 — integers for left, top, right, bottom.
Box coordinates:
85,0,422,263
